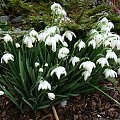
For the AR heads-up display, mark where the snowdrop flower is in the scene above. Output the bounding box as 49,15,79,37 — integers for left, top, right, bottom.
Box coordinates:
104,40,111,47
1,53,14,64
111,40,120,50
79,61,96,73
38,32,49,42
70,56,80,67
108,22,114,29
39,68,43,72
15,43,20,48
101,25,111,32
74,40,86,51
99,17,109,24
106,50,117,62
51,66,66,79
82,70,91,81
3,34,13,43
88,39,96,49
0,91,4,95
118,68,120,75
62,31,76,41
44,63,48,67
48,93,55,100
58,47,69,59
104,68,117,78
29,29,38,38
94,34,103,44
35,62,39,67
23,36,33,48
51,2,62,11
46,26,60,35
96,57,109,68
38,80,51,90
61,100,67,107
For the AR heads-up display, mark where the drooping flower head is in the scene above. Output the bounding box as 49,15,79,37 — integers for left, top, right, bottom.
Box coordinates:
58,47,69,59
51,66,66,79
70,56,80,67
48,93,55,100
1,53,14,64
104,68,117,78
3,34,13,43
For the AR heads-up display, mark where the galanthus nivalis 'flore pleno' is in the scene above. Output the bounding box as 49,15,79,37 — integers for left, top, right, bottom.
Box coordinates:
29,29,38,38
44,63,48,67
15,43,20,48
62,31,76,41
88,39,96,49
70,56,80,67
48,93,55,100
74,40,86,51
3,34,13,43
96,57,109,68
39,68,43,72
104,68,117,78
51,66,66,79
38,80,51,91
1,53,14,64
82,70,91,81
23,36,33,48
79,61,96,73
106,50,117,62
58,47,69,59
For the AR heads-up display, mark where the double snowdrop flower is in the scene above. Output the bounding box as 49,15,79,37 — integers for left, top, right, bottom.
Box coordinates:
23,36,34,48
35,62,40,67
79,61,96,81
38,80,51,91
106,49,117,62
88,39,96,49
104,68,117,78
39,68,43,72
62,31,76,41
70,56,80,67
48,93,55,100
58,47,69,59
1,53,14,64
15,43,20,48
3,34,13,43
74,40,86,51
51,66,66,79
96,57,109,68
29,29,38,38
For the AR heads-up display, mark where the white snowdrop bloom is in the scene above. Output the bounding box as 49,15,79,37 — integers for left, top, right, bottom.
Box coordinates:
82,70,91,81
88,39,96,49
38,32,49,42
74,40,86,51
61,100,67,107
0,91,4,96
101,25,111,32
1,53,14,64
39,68,43,72
23,36,33,48
79,61,96,73
118,68,120,75
56,9,67,16
58,47,69,59
106,50,117,62
70,56,80,67
104,40,111,47
100,17,109,24
38,80,51,91
44,63,48,67
63,31,76,41
51,66,66,79
29,29,38,38
94,34,103,44
35,62,39,67
48,93,55,100
46,26,60,35
3,34,13,43
96,57,109,68
104,68,117,78
108,22,114,29
51,2,62,11
112,40,120,50
15,43,20,48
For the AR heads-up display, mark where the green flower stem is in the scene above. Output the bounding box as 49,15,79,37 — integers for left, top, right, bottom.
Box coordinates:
87,82,120,106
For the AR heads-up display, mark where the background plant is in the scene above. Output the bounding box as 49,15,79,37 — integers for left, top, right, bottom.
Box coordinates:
0,2,120,112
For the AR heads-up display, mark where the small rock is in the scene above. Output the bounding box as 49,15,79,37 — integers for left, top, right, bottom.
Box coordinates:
12,16,22,23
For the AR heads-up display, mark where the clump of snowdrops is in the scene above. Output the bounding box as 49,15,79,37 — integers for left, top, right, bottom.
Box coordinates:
0,3,120,111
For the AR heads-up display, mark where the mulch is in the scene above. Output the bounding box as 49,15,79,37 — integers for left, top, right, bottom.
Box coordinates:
0,89,120,120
